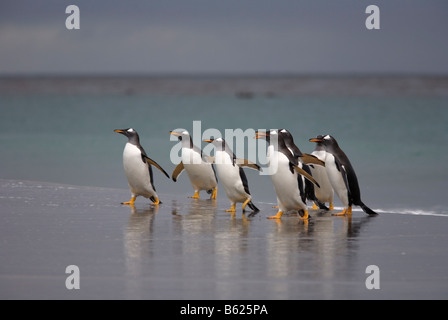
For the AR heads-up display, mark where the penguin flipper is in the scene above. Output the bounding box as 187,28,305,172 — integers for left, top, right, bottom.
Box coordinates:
172,161,185,182
301,153,325,167
143,155,170,179
294,166,320,188
339,164,352,200
236,158,261,171
239,167,251,196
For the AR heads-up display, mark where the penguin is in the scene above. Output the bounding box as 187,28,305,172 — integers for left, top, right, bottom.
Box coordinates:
309,135,377,216
308,135,335,210
170,129,218,199
279,129,328,210
255,130,320,220
203,137,260,214
114,128,170,206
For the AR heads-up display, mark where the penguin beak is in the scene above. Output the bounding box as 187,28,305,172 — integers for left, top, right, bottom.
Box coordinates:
309,137,323,142
203,139,213,143
255,132,268,139
170,131,181,136
114,129,126,134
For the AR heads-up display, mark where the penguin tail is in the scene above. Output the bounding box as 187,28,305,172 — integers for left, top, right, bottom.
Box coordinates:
248,201,260,213
246,201,260,217
314,200,329,211
150,196,163,205
206,189,213,195
359,201,377,215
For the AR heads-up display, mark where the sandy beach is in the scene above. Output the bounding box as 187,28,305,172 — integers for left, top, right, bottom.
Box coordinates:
1,179,447,300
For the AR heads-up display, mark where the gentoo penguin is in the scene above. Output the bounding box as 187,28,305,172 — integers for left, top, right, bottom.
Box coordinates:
255,130,320,220
308,135,334,210
170,129,218,199
309,135,377,216
279,129,328,210
114,128,170,206
203,137,259,213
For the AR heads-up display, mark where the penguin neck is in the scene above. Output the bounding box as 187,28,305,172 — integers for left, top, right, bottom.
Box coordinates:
127,134,140,147
271,136,287,151
314,143,325,152
181,136,194,149
219,141,234,158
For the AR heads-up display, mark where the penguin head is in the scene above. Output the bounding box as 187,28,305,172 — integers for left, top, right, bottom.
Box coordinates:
170,129,190,141
114,128,140,144
203,137,226,150
279,129,294,144
279,129,303,157
310,134,338,148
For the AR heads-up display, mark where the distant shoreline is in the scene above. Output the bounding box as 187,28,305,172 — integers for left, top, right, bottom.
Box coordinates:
1,74,447,96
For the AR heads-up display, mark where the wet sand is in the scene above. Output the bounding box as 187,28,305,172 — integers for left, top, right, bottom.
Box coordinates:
1,179,447,300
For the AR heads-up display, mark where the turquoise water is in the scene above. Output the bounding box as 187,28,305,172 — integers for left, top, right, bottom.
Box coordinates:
1,77,448,215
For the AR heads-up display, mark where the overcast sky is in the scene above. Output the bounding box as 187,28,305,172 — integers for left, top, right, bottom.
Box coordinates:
1,0,447,75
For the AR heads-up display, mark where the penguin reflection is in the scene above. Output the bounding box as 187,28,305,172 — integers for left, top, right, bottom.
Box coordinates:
266,214,374,298
124,205,158,299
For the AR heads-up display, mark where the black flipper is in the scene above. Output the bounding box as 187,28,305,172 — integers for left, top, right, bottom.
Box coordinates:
239,167,251,196
143,155,170,179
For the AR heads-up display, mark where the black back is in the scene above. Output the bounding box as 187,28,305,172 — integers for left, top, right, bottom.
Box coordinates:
322,135,361,206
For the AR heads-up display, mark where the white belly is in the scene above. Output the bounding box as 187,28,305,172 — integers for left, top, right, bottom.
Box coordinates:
123,143,156,198
215,151,248,203
309,150,334,203
269,151,306,212
324,153,348,207
182,148,217,191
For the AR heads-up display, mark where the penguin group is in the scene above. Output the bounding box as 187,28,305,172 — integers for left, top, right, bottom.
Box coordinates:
114,128,377,219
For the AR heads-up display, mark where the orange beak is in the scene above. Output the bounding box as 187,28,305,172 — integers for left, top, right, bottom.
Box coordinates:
255,132,268,139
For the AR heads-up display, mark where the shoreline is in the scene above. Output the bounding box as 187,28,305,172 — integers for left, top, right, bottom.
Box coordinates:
1,75,448,96
1,178,447,299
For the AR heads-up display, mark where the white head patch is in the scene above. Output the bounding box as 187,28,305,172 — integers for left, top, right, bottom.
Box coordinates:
127,128,135,133
324,135,331,140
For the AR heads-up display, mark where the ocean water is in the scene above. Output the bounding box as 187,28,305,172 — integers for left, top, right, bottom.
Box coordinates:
1,76,448,215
